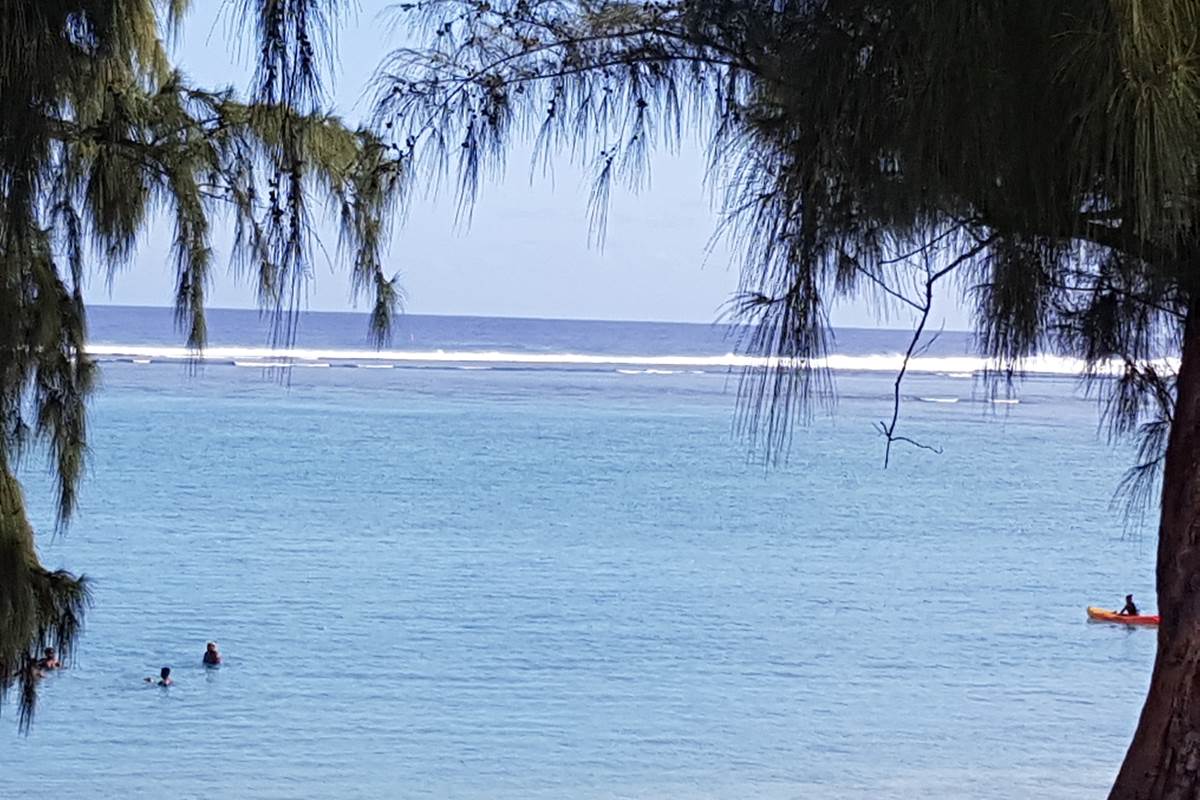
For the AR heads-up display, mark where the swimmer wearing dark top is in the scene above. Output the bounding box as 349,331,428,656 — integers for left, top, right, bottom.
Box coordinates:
202,642,221,666
145,666,173,686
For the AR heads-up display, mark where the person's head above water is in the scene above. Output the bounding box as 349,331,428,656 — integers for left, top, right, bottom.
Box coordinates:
206,642,217,653
160,666,171,680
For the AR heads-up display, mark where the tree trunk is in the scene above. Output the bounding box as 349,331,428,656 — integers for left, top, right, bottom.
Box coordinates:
1111,307,1200,799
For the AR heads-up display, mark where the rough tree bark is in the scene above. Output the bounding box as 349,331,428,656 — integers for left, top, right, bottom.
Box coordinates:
1111,303,1200,800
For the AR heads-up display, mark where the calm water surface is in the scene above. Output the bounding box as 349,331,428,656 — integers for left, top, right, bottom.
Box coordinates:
4,311,1157,799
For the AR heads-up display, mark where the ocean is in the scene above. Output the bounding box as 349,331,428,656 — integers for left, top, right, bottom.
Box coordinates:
4,306,1157,799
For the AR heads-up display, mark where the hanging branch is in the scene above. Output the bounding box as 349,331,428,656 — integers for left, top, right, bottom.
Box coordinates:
875,235,999,467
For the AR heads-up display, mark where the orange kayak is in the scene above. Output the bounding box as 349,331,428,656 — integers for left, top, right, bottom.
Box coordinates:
1087,606,1160,626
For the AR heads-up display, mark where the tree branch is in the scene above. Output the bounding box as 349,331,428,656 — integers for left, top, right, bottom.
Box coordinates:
877,234,999,466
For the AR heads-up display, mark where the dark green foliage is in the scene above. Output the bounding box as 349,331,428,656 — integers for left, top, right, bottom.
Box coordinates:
0,0,402,726
372,9,1200,791
376,0,1195,459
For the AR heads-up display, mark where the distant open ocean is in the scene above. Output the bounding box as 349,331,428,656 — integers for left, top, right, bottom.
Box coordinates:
83,305,1172,376
7,305,1156,799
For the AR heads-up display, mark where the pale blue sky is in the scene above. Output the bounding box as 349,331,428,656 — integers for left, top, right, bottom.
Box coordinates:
102,2,969,330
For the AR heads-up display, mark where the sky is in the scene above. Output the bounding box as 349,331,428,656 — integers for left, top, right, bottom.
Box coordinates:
102,1,970,330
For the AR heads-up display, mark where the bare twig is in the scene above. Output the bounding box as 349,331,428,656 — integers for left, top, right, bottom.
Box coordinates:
844,251,923,312
913,323,945,358
873,428,945,457
878,223,967,265
877,235,999,466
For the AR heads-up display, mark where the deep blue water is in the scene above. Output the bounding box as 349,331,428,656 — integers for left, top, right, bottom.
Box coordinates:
85,305,981,357
4,307,1157,798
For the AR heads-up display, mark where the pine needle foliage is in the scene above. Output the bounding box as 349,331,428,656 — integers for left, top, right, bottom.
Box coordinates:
375,0,1195,465
0,0,403,729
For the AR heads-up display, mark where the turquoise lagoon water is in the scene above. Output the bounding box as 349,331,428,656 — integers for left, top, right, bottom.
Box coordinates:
3,308,1158,798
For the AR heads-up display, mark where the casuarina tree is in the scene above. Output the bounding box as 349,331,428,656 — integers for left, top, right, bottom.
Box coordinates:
0,0,402,730
370,2,1200,797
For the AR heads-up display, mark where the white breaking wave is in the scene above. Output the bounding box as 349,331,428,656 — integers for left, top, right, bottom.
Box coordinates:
234,360,293,368
84,343,1179,377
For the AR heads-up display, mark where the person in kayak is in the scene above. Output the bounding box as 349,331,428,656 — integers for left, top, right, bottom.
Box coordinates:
1118,594,1139,616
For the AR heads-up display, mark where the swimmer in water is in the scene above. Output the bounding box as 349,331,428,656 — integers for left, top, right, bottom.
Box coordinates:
144,666,173,686
37,647,61,671
202,642,221,666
